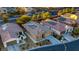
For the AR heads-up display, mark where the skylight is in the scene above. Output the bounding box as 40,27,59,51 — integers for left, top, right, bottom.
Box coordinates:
28,24,37,29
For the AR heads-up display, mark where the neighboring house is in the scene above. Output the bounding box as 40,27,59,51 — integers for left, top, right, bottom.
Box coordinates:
0,7,8,14
0,7,17,15
5,7,16,13
58,17,74,25
0,23,27,50
42,20,73,35
23,21,52,43
27,7,33,12
61,13,78,24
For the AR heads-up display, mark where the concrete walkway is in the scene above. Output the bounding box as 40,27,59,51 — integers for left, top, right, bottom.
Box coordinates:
63,34,75,42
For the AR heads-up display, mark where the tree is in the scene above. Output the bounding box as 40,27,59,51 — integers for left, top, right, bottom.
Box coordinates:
16,15,31,25
41,12,51,20
72,28,79,37
71,7,75,12
31,12,51,22
57,10,62,16
2,14,9,23
16,7,28,15
36,13,43,22
31,14,37,21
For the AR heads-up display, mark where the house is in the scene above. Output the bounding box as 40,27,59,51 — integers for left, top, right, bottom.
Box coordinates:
0,23,27,50
23,21,52,43
0,7,8,14
0,7,17,15
5,7,16,13
42,20,73,35
60,13,78,25
58,17,75,25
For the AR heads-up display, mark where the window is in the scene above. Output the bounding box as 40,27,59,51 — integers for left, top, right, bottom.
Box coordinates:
19,32,22,35
21,37,23,40
28,24,37,29
42,34,45,38
17,32,25,38
4,10,6,12
19,40,22,43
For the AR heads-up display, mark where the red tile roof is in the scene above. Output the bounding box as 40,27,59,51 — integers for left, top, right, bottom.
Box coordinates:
0,23,23,43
